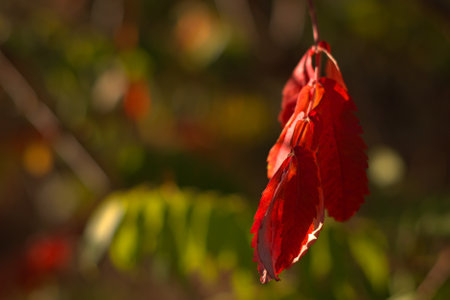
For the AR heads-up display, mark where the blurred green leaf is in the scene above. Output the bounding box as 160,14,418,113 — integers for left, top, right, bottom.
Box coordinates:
109,219,140,270
348,222,389,292
310,225,332,280
80,196,125,274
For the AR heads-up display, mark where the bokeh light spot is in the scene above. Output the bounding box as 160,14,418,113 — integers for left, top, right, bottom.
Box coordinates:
23,141,53,177
369,146,406,188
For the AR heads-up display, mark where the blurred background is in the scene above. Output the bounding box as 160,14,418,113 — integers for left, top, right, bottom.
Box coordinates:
0,0,449,299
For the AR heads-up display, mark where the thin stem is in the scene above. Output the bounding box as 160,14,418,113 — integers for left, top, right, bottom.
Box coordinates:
306,0,322,113
306,0,320,45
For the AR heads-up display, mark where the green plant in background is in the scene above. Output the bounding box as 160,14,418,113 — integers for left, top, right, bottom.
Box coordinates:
80,185,392,299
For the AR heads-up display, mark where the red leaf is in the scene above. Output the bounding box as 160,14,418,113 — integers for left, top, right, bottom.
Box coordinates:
251,147,324,284
319,42,348,91
267,85,323,178
279,48,315,126
325,59,347,91
313,78,369,221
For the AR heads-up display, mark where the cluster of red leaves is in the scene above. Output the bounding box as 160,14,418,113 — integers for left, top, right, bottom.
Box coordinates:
251,41,369,284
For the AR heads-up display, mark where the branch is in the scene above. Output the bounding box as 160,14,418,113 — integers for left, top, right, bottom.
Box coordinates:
416,246,450,300
0,50,111,196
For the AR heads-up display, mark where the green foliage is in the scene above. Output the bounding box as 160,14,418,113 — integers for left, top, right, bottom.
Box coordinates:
81,186,395,299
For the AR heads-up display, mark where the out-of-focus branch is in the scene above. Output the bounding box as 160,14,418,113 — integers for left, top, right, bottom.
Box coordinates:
416,246,450,300
0,50,110,196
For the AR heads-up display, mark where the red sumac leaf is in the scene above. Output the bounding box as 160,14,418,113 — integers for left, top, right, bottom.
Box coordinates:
325,59,347,91
279,48,315,126
268,84,323,178
251,147,323,283
313,78,369,221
